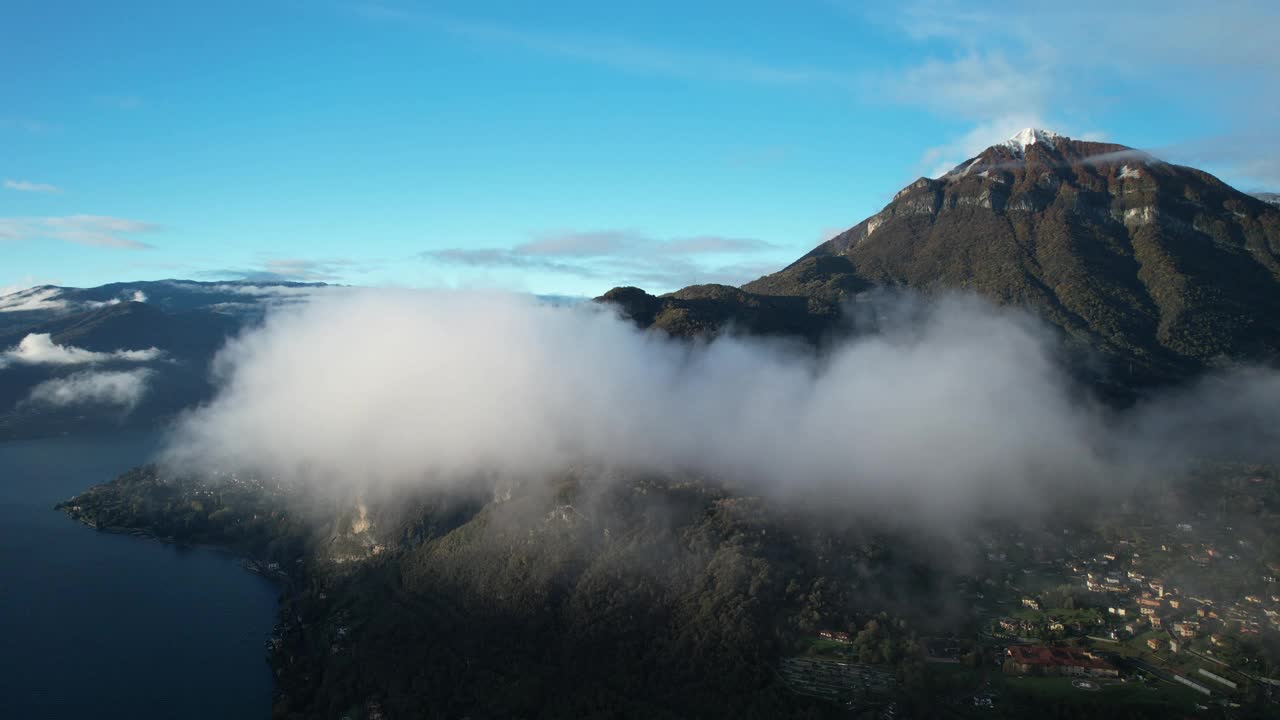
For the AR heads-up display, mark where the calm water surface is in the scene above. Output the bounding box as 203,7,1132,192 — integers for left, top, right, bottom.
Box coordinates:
0,431,278,719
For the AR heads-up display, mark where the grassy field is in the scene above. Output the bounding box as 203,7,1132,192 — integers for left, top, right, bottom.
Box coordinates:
799,636,853,659
1010,606,1103,624
1111,630,1227,680
999,675,1202,710
1117,629,1167,658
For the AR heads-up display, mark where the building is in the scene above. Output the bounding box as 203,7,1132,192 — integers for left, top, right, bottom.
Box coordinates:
1005,646,1119,678
818,630,852,644
1022,597,1041,610
1147,638,1162,651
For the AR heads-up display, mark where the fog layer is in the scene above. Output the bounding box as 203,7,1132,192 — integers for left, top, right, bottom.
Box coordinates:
161,290,1280,519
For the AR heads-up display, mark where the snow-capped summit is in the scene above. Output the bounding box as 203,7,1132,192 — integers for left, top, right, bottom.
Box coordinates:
1003,128,1063,153
936,128,1135,179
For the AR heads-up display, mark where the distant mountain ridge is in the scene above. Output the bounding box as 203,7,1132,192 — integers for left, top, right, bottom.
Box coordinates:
604,130,1280,393
0,278,329,331
0,279,330,440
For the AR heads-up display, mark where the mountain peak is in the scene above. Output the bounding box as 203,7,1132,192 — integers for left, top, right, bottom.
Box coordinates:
741,129,1280,392
1003,128,1063,152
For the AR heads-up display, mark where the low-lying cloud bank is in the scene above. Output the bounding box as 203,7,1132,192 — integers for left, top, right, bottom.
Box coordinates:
86,289,148,308
161,290,1280,520
0,287,67,313
0,285,150,315
26,368,153,410
0,333,163,369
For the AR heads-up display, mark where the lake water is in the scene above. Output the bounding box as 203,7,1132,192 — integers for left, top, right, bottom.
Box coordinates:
0,431,278,719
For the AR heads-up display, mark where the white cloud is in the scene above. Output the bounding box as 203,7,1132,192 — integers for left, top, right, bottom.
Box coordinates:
167,280,332,298
426,230,783,292
0,215,159,249
0,333,163,369
4,179,61,193
881,0,1280,186
83,288,149,309
162,290,1280,524
200,257,361,283
0,286,67,313
866,43,1074,176
26,369,152,410
515,231,638,258
889,51,1050,122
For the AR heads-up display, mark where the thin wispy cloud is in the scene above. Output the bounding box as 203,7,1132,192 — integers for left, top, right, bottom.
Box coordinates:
514,231,637,258
0,215,159,249
165,280,331,299
864,42,1067,177
888,51,1051,121
659,235,777,255
350,2,850,88
25,368,153,411
876,0,1280,185
4,179,61,193
424,230,783,290
515,230,775,258
200,257,371,283
426,248,600,278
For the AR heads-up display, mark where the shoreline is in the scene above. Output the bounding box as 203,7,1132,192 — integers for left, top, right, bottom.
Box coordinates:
62,511,293,584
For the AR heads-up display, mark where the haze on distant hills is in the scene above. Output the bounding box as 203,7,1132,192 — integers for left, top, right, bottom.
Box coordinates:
0,280,331,439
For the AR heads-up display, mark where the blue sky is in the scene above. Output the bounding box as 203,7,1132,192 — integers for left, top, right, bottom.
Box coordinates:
3,0,1278,296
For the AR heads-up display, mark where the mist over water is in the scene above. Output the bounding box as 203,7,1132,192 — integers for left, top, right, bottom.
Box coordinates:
161,289,1280,522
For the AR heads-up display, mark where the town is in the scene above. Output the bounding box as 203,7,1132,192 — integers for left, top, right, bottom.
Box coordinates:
783,466,1280,716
